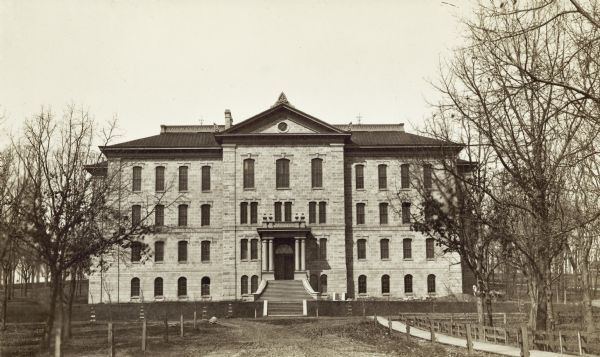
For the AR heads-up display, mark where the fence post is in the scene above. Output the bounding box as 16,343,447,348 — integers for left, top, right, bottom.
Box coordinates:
520,325,529,357
466,324,473,356
578,331,583,356
481,324,486,342
429,318,436,342
227,303,233,318
388,319,393,335
164,312,169,342
90,306,96,323
142,319,147,352
503,327,508,345
108,322,115,357
180,313,184,338
406,319,411,341
503,312,507,325
193,311,197,330
450,314,454,336
559,331,563,354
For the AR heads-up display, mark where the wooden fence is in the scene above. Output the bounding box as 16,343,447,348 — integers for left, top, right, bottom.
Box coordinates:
397,313,600,356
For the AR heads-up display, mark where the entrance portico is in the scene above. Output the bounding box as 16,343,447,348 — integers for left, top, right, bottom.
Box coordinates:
258,221,310,281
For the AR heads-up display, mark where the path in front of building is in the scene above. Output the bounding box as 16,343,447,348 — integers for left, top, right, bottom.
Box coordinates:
373,316,562,357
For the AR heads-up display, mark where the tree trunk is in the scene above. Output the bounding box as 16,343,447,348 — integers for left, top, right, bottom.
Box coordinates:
535,271,549,331
42,270,62,351
581,259,594,333
1,268,8,331
484,293,494,326
65,268,77,339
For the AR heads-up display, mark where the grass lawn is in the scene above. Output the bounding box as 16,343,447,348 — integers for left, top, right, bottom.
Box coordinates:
14,317,494,356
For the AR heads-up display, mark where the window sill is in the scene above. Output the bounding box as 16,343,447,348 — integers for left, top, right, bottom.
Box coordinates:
250,259,259,262
378,188,388,191
178,296,188,301
178,261,188,264
382,293,390,296
243,187,256,191
201,260,210,264
155,190,166,193
355,188,365,192
154,261,164,264
426,258,436,261
201,190,212,193
357,258,367,261
131,261,141,264
154,296,165,301
179,190,189,193
403,258,413,261
381,258,390,261
312,187,323,190
276,187,291,190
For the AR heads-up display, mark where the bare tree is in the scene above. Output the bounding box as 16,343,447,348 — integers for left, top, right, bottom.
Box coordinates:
433,0,600,330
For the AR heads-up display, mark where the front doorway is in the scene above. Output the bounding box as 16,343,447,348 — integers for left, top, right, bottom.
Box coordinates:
274,239,295,280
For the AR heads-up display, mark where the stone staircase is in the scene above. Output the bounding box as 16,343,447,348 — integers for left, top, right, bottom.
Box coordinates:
258,280,311,316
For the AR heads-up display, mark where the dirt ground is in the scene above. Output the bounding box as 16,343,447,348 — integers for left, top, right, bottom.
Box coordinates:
53,317,493,357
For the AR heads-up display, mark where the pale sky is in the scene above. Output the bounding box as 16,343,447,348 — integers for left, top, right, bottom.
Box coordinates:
0,0,470,146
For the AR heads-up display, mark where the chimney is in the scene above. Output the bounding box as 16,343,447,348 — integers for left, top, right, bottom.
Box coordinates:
224,109,233,129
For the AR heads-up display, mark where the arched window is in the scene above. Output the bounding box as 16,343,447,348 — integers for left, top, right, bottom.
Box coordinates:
155,166,165,191
154,277,163,297
275,158,290,188
378,164,387,190
178,241,188,262
320,275,328,293
357,239,367,260
380,239,389,260
426,238,435,259
379,203,388,225
178,204,188,227
311,158,323,188
240,239,248,260
132,166,142,191
179,166,188,191
241,275,248,295
404,274,413,294
131,242,142,262
201,204,210,226
201,276,210,296
358,275,367,294
403,238,412,259
427,274,436,293
310,274,318,291
131,205,141,226
201,241,210,262
130,277,140,297
154,241,164,262
355,164,364,189
250,202,258,224
356,203,365,225
381,274,390,294
177,277,187,297
251,275,259,293
243,159,255,189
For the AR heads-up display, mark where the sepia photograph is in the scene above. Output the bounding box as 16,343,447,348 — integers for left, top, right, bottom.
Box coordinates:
1,0,600,356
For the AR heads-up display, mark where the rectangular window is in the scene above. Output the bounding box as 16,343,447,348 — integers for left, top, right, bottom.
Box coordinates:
243,159,255,189
131,205,141,227
240,239,248,260
201,166,211,191
178,204,188,227
319,238,327,260
380,239,389,259
178,241,188,262
401,164,410,189
318,201,326,224
132,166,142,191
201,241,210,262
274,202,282,222
154,241,164,262
131,242,141,262
378,164,387,190
155,166,165,192
355,165,364,189
276,159,290,188
179,166,188,191
251,239,258,259
379,203,388,225
240,202,248,224
357,239,366,260
423,164,433,189
426,238,435,259
201,204,210,226
356,203,365,225
308,202,317,224
311,158,323,188
402,202,411,224
155,205,164,226
250,202,258,224
403,239,412,259
284,202,292,222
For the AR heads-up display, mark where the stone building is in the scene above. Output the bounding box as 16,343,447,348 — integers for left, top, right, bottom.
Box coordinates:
88,94,464,304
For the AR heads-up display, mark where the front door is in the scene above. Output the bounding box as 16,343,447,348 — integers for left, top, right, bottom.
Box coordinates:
274,240,295,280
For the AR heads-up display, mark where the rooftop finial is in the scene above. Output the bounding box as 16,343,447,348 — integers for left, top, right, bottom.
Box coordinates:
274,92,290,106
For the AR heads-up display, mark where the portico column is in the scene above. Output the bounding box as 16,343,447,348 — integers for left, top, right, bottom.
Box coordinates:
268,239,274,272
300,239,306,271
295,239,300,271
262,240,268,271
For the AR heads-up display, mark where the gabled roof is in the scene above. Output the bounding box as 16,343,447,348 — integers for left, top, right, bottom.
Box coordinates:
220,93,346,135
102,132,220,149
348,131,459,147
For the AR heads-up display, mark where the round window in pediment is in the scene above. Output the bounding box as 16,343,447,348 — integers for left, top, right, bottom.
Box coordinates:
278,122,288,132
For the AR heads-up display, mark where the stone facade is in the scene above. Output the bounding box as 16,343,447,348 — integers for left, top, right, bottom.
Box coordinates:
88,95,463,303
